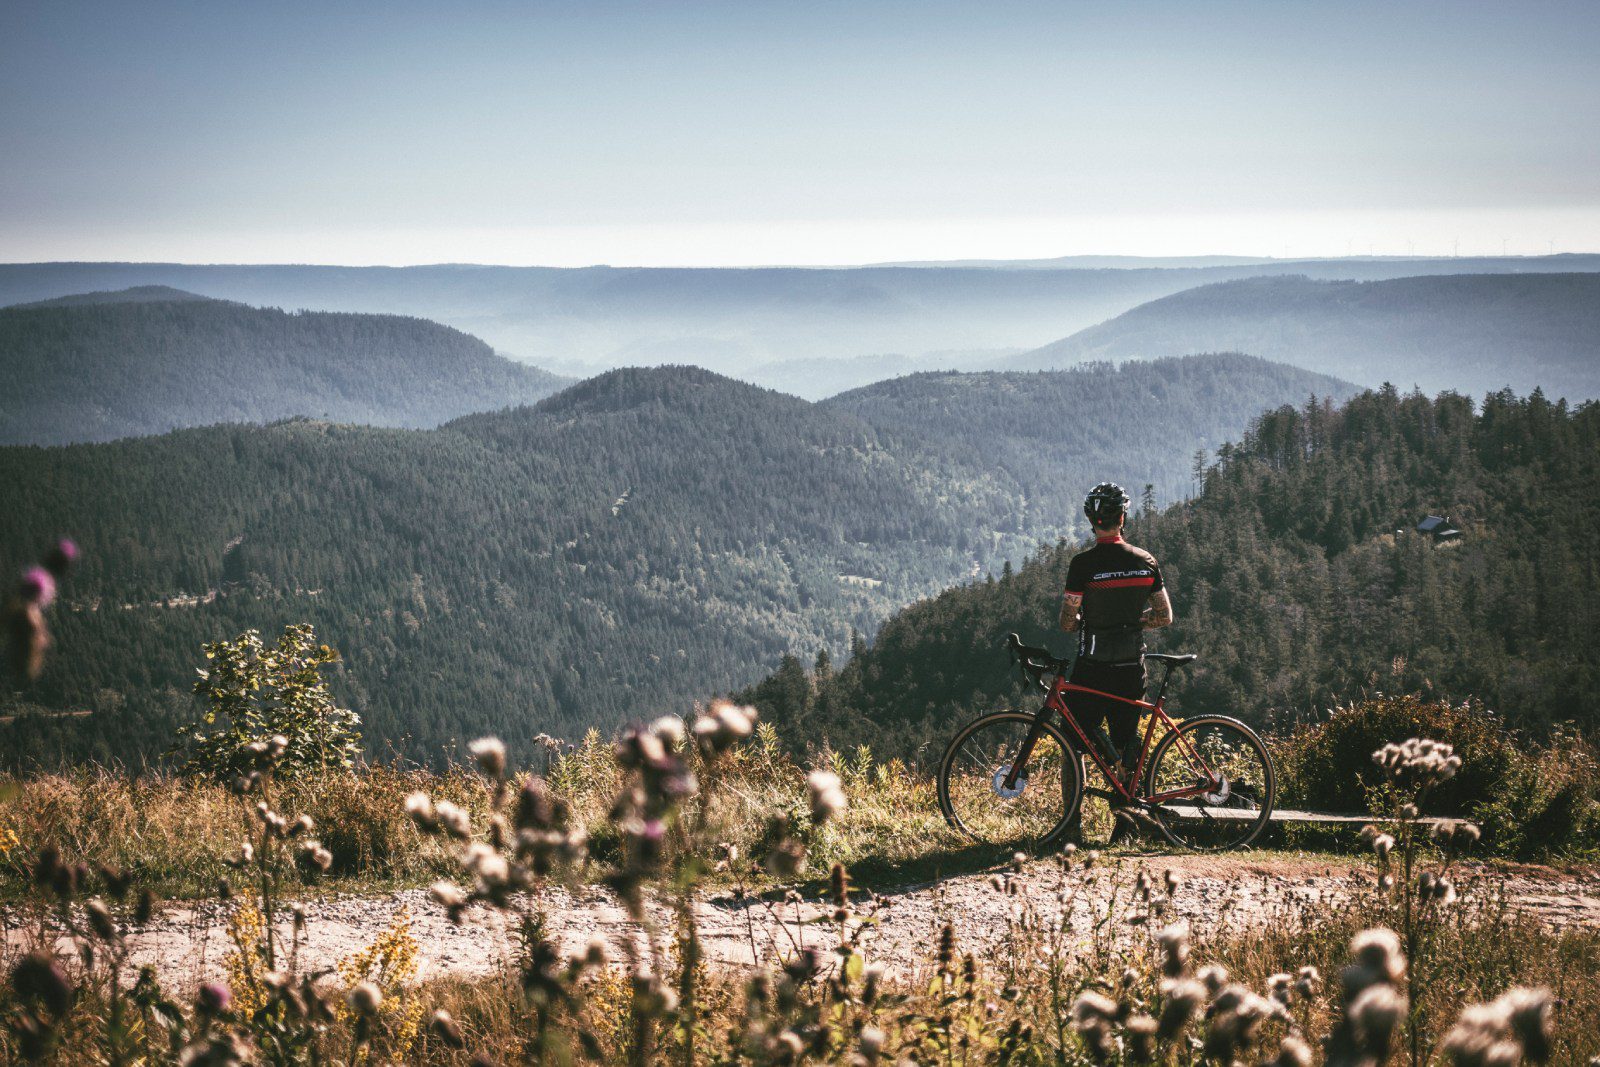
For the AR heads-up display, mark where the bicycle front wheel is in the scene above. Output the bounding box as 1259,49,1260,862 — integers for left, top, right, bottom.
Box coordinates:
1142,715,1276,851
937,711,1084,849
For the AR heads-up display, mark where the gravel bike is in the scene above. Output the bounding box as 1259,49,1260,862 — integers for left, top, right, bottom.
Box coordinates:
936,633,1276,851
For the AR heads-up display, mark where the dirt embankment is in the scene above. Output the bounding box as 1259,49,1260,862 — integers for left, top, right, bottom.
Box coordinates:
5,854,1598,992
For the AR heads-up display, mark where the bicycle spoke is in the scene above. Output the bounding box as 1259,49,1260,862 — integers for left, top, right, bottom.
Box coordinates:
939,714,1080,848
1143,717,1275,851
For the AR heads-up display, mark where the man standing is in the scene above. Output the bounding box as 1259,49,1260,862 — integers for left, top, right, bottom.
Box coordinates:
1059,482,1173,844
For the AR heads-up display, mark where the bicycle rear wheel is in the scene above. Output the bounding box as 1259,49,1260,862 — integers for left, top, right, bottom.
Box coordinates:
937,711,1084,849
1142,715,1275,851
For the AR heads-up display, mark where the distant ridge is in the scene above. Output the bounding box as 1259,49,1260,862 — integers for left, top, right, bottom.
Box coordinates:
821,353,1358,507
865,254,1283,270
18,284,221,307
0,297,572,445
1002,273,1600,401
3,258,1598,395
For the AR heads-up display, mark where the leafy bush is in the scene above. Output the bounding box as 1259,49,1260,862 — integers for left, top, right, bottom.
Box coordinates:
1474,726,1600,859
1276,695,1516,816
174,624,361,781
1277,693,1599,857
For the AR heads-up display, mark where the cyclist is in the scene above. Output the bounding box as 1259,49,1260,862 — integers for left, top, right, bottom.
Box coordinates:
1059,482,1173,844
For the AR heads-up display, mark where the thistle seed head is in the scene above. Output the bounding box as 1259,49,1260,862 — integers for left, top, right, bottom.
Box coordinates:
1269,1034,1314,1067
468,737,507,778
1501,987,1553,1063
1125,1014,1158,1064
12,951,73,1017
1197,963,1229,994
434,800,472,839
1156,978,1206,1039
346,981,383,1016
405,791,435,829
430,1009,466,1049
1347,983,1407,1057
807,769,847,824
862,962,884,1005
859,1025,886,1063
85,897,118,942
1349,927,1406,986
1072,991,1118,1025
1373,738,1461,791
694,701,757,755
1155,920,1190,977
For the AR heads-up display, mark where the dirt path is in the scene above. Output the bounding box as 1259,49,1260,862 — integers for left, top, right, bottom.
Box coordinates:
6,854,1598,992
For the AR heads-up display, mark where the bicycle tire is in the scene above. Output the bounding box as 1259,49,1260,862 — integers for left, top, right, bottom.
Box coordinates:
937,711,1085,849
1141,714,1276,851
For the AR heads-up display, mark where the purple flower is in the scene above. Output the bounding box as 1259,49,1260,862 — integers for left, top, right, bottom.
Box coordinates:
19,567,55,608
197,982,232,1014
44,539,78,579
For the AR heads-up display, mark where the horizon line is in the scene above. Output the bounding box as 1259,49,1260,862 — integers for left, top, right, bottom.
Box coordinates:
5,251,1599,272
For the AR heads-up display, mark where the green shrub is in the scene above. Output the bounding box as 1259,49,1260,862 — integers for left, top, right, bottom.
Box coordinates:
173,624,362,781
1277,694,1516,816
1474,727,1600,859
1277,694,1599,857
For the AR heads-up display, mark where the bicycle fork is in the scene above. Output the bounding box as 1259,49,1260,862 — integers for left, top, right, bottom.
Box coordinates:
1001,703,1055,791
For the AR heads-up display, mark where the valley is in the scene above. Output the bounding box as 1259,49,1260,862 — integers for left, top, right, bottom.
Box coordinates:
0,355,1348,767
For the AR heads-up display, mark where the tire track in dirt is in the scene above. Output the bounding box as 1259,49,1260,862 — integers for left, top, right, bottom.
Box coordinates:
6,854,1597,992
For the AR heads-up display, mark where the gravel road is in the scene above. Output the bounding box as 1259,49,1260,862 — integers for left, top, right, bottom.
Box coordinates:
5,853,1597,993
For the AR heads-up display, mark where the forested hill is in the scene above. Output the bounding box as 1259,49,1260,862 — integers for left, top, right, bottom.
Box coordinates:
19,285,216,307
0,294,571,445
1002,274,1600,402
0,367,1036,767
821,355,1356,506
740,387,1600,756
0,358,1346,769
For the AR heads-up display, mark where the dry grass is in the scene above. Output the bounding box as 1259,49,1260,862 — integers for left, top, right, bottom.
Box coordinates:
1,726,983,902
4,713,1597,1065
0,765,492,899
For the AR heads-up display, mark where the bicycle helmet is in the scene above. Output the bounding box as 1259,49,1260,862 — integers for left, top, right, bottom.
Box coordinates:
1084,482,1129,526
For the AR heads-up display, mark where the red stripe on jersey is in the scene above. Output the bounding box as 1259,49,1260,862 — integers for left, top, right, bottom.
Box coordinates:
1090,576,1155,589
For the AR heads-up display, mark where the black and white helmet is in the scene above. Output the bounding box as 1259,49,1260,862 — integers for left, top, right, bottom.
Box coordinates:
1083,482,1129,526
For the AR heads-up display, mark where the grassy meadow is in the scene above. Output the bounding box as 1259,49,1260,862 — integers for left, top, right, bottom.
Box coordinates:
2,700,1599,1065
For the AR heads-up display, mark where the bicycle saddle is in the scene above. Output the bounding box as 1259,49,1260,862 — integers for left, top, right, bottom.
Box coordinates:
1144,652,1198,667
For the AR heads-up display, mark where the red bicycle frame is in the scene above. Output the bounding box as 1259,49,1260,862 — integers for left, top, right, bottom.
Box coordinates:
1005,666,1223,806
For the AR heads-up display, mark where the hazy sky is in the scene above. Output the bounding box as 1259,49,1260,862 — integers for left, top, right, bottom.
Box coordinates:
3,1,1597,266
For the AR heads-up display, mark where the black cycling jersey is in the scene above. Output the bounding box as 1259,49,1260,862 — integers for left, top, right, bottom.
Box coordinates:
1063,535,1164,664
1062,533,1165,769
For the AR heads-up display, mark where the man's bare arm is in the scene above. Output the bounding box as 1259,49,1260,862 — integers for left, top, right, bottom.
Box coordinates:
1141,588,1173,630
1059,591,1083,633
